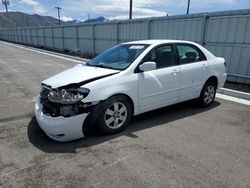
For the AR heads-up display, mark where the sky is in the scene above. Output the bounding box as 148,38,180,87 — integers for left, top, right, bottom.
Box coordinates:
0,0,250,21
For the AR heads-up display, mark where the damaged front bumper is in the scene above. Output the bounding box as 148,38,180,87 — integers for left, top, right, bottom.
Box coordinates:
35,96,89,142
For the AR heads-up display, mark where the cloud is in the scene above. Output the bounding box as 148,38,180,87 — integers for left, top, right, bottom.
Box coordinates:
63,0,167,20
94,5,166,19
188,0,236,8
61,16,74,22
20,0,46,14
58,0,245,20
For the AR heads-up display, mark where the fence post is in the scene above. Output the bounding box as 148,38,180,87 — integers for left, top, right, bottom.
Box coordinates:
14,29,16,43
36,28,38,46
76,25,79,51
9,29,12,41
15,29,17,42
16,29,18,43
21,29,22,43
20,29,23,43
12,29,14,42
116,22,119,44
11,29,14,42
25,29,28,44
92,24,95,56
30,29,33,46
52,27,55,50
201,14,208,46
147,20,152,39
43,28,46,48
62,26,65,51
9,30,11,42
7,29,10,41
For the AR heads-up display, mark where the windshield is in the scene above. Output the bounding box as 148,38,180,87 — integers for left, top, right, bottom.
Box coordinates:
87,44,149,70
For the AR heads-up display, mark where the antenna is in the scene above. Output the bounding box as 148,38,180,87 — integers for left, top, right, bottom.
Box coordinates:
55,6,62,25
2,0,10,13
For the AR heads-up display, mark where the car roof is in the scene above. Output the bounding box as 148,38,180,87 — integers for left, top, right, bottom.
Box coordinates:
124,39,215,59
124,39,197,45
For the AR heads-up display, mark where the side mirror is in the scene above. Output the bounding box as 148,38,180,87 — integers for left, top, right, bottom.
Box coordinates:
139,62,156,72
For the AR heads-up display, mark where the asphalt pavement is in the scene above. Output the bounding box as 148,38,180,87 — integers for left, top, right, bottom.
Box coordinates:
0,41,249,188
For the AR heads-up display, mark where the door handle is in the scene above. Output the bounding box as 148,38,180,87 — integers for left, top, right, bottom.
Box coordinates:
172,69,179,75
202,64,208,69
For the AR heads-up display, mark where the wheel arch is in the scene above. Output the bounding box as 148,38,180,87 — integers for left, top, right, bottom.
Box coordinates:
106,93,135,116
205,76,218,89
82,93,135,136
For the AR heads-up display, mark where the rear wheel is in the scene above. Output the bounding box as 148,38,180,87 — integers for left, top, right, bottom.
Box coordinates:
96,95,132,134
199,81,216,107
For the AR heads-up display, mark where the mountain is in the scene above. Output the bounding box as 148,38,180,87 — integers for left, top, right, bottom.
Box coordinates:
0,12,107,28
83,16,106,23
0,12,62,28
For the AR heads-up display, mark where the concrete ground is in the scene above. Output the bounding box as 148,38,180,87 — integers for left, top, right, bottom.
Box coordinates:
0,41,249,188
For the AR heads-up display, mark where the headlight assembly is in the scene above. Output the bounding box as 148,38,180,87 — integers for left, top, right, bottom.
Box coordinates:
48,88,90,104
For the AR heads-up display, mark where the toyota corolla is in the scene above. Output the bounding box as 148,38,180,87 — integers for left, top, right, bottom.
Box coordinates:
35,40,227,142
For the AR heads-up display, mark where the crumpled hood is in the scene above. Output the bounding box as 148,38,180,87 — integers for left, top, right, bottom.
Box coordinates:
42,64,119,89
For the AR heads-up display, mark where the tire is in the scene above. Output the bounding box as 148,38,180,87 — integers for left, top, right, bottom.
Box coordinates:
198,81,216,107
96,95,132,134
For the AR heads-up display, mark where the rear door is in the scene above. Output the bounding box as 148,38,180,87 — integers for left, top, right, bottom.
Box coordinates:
175,43,208,101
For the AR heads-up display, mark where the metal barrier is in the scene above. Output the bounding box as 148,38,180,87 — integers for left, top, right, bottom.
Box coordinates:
1,9,250,84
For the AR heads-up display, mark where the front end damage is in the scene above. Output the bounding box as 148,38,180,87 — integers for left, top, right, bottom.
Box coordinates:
35,84,99,142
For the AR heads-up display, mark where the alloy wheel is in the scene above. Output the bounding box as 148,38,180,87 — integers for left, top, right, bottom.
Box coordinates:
203,85,215,104
104,102,128,129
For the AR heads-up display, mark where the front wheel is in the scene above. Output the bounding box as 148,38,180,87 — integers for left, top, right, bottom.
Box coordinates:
96,96,132,134
199,82,216,107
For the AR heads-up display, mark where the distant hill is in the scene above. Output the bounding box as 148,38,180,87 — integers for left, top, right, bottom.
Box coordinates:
0,12,107,29
83,16,106,23
67,16,106,25
0,12,62,28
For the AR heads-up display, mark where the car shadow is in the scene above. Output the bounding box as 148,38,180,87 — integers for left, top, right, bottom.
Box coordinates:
27,100,221,153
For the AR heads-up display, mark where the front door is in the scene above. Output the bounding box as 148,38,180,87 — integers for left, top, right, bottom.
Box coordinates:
138,44,181,112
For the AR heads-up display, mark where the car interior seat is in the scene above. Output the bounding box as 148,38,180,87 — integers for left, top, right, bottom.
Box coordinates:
156,50,175,68
180,51,198,64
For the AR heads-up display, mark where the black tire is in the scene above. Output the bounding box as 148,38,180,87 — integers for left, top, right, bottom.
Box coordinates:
96,95,132,134
198,81,216,107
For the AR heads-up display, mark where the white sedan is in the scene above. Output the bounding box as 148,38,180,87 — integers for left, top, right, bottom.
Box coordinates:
35,40,227,142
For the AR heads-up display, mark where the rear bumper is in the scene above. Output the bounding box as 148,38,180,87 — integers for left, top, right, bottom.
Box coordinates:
35,96,88,142
218,73,227,88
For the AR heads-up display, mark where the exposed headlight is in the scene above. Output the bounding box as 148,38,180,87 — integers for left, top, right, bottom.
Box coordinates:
48,88,90,104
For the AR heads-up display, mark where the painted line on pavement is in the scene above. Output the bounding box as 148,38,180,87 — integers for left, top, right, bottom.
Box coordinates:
1,41,87,64
216,93,250,105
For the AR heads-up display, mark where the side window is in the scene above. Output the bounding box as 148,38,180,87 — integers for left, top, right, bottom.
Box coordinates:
176,44,206,64
142,45,176,69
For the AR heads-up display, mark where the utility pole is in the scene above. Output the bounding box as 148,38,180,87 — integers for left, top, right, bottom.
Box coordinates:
55,6,62,25
129,0,132,19
2,0,9,13
186,0,190,15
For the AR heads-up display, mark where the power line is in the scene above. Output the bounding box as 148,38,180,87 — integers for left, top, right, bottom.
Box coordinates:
55,6,62,25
